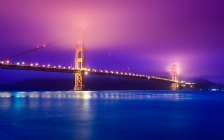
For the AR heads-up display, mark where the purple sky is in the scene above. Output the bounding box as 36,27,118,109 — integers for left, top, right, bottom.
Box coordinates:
0,0,224,83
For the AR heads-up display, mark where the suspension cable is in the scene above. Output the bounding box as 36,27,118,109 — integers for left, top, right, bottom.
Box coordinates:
95,48,132,71
1,37,68,61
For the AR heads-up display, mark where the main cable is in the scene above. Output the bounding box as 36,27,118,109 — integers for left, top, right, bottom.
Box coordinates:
1,36,68,61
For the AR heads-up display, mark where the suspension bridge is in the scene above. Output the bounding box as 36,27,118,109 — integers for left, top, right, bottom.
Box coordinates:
0,39,192,90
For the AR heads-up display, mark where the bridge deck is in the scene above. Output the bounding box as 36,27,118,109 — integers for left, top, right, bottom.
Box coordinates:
0,63,176,83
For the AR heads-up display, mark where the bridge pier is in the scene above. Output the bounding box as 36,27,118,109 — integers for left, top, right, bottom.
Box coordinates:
74,40,85,91
74,71,84,91
171,83,179,90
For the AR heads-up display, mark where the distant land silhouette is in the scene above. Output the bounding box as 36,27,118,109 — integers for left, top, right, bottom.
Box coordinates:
0,76,223,91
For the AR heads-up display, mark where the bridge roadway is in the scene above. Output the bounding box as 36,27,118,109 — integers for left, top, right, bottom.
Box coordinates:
0,63,176,83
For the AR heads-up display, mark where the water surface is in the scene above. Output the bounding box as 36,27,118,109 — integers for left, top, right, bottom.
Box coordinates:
0,90,224,140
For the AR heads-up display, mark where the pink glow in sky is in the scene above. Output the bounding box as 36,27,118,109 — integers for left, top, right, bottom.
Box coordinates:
0,0,224,83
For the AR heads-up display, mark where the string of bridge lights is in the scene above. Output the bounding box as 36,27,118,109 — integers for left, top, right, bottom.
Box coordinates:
0,60,174,82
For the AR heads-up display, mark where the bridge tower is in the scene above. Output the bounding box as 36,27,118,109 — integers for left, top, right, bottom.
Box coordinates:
74,40,85,91
170,64,177,81
170,64,179,90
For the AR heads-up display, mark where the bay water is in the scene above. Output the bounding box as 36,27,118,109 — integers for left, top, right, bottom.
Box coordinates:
0,90,224,140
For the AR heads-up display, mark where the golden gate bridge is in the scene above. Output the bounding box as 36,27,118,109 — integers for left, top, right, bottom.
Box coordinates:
0,38,193,90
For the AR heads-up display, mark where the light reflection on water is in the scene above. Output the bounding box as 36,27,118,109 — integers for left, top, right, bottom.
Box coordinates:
0,91,192,100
